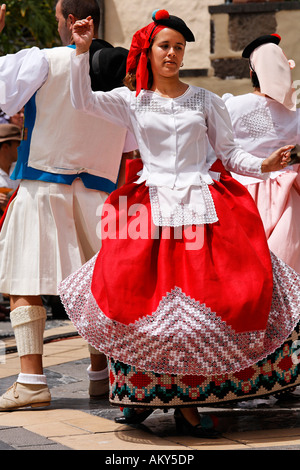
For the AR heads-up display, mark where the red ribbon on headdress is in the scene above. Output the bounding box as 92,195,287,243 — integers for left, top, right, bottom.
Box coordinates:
126,22,166,96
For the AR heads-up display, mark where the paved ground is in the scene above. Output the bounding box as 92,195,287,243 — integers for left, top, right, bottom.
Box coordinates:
1,311,300,456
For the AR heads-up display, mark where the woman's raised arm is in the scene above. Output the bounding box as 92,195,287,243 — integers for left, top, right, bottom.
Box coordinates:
72,16,94,55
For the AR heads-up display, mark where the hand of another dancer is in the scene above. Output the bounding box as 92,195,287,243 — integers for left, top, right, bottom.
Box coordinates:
72,16,94,55
0,192,9,209
0,4,6,33
261,145,294,173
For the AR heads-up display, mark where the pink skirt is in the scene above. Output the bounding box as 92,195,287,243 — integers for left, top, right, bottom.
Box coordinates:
247,165,300,273
59,160,300,376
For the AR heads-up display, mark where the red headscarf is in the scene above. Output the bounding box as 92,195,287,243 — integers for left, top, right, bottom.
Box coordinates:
126,9,195,96
126,10,169,96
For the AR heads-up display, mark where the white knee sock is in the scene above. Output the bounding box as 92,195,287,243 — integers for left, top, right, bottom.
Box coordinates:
88,344,108,379
17,373,47,385
10,305,46,357
87,365,108,381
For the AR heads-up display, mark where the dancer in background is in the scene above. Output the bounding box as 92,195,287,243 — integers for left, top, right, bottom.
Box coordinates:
223,34,300,273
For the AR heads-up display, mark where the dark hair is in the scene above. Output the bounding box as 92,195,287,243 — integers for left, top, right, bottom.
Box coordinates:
123,41,155,91
123,72,136,91
251,71,260,89
249,59,260,89
59,0,100,32
123,62,153,91
0,140,13,150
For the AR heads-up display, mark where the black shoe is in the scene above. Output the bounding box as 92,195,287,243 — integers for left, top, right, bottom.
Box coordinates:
174,409,221,439
114,407,153,424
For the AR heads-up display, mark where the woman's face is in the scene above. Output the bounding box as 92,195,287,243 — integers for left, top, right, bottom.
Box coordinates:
148,28,186,79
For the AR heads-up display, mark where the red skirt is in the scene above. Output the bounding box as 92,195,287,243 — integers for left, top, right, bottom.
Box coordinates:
59,159,300,376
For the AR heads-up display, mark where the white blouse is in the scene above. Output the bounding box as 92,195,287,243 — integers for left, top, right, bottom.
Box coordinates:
70,51,269,226
0,163,19,191
0,47,49,116
223,92,300,186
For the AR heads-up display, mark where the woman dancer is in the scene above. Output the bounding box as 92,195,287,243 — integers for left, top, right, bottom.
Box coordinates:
223,34,300,274
59,10,300,438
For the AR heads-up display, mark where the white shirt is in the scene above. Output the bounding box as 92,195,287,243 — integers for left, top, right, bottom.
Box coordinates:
0,47,49,116
223,92,300,185
0,163,20,191
70,51,270,226
0,47,137,188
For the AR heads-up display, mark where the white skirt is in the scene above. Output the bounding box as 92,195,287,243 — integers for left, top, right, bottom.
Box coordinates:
0,179,107,295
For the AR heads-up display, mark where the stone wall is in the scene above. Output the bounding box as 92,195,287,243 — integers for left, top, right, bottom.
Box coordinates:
203,1,300,97
100,1,300,99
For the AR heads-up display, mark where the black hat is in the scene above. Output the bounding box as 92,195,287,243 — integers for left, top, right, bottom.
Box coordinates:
242,34,281,59
152,9,195,42
89,40,128,92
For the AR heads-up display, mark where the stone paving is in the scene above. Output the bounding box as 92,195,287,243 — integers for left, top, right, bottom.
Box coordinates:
1,316,300,452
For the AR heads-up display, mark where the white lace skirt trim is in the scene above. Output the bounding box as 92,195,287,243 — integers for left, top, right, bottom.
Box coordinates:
59,251,300,376
149,183,218,227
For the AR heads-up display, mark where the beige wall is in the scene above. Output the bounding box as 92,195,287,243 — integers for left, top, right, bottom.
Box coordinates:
208,9,300,70
102,1,300,99
206,8,300,97
103,0,222,71
277,10,300,88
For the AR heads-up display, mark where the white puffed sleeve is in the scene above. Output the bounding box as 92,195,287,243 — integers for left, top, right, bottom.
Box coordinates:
70,50,133,131
207,92,268,179
0,47,49,116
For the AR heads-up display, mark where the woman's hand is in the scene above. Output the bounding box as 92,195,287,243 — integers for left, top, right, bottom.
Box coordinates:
72,16,94,55
261,145,295,173
0,4,6,33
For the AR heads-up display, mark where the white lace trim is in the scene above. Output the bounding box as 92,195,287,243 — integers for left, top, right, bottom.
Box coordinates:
59,251,300,376
136,88,207,114
149,184,218,227
241,106,274,139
